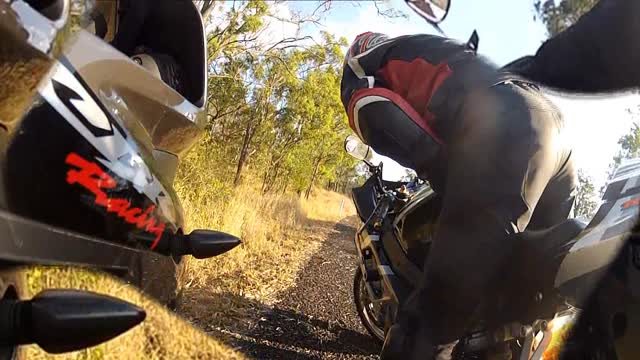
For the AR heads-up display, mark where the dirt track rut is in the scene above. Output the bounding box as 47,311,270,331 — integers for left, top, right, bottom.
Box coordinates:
214,218,380,359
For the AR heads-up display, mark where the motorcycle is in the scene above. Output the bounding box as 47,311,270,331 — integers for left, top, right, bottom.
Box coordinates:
345,134,640,359
0,0,239,356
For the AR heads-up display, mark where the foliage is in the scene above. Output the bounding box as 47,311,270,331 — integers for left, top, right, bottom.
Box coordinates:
181,0,358,197
24,266,246,360
534,0,597,36
613,120,640,164
601,109,640,195
400,168,418,182
574,169,598,219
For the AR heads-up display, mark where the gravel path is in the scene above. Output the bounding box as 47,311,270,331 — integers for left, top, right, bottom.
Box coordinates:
215,218,380,359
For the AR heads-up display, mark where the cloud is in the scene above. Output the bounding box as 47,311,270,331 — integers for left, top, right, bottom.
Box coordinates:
321,2,423,45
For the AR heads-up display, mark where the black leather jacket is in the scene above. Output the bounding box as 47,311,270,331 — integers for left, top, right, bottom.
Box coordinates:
504,0,640,93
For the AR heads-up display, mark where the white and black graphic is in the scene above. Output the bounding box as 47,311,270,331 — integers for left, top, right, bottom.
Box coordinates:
555,157,640,288
39,60,176,223
51,78,124,138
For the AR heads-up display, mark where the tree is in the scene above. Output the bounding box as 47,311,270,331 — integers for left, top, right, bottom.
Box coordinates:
195,0,216,22
400,168,417,182
534,0,597,36
574,170,598,219
614,120,640,162
601,111,640,195
180,0,361,200
312,0,407,19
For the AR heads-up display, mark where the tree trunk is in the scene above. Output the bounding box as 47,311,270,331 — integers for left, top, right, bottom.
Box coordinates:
198,0,216,22
305,156,322,200
261,165,271,193
263,164,281,194
234,122,252,187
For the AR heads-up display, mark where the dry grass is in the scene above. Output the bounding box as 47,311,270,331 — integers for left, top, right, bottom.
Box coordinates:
20,266,246,360
299,188,356,223
178,185,355,329
20,182,354,359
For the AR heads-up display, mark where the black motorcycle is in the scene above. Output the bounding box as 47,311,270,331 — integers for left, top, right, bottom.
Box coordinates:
346,134,639,359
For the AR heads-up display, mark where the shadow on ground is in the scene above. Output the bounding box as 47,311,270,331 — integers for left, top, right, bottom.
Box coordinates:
204,291,378,359
193,217,379,359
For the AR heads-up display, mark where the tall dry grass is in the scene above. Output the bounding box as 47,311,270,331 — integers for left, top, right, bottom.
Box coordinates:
21,266,246,360
21,175,354,359
177,183,354,328
299,188,356,223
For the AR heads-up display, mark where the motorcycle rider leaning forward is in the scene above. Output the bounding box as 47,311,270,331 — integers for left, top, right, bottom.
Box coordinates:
341,30,576,360
341,0,640,358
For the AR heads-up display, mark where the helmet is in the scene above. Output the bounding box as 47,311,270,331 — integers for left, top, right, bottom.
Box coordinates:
348,32,390,59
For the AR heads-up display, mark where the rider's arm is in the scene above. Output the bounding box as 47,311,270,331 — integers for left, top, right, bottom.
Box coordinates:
341,59,442,177
505,0,640,92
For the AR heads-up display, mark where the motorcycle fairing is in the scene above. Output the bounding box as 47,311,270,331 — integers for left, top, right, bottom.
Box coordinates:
392,185,436,228
555,158,640,302
0,9,208,264
40,58,178,226
0,206,137,273
352,175,378,223
5,84,176,252
392,186,440,260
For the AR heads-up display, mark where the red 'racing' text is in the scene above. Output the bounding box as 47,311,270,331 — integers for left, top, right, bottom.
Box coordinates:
65,152,166,249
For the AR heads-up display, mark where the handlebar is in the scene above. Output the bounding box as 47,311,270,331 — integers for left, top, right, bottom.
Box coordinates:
360,160,422,231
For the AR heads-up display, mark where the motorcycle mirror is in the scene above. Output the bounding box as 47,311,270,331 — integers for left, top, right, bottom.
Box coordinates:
405,0,451,25
344,135,371,162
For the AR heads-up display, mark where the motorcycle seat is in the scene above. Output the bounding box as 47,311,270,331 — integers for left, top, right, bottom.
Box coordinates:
511,218,586,288
487,219,586,324
518,218,586,258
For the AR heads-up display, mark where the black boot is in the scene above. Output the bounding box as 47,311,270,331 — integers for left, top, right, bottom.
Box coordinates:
381,323,438,360
380,324,407,360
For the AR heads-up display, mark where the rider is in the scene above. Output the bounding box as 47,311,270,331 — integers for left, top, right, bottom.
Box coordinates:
344,0,640,357
505,0,640,93
341,32,577,359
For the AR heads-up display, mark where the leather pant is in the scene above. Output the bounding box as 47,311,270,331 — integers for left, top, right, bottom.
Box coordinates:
356,81,577,359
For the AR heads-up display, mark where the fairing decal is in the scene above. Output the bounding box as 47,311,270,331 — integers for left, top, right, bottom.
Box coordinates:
65,152,166,248
555,158,640,288
38,59,176,223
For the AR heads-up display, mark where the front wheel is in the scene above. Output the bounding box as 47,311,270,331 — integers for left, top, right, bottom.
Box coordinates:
354,267,386,344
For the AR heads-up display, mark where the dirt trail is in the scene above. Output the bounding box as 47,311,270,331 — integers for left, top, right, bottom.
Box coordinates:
209,218,380,359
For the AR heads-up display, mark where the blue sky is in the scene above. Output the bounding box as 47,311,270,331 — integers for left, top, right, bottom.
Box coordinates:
290,0,548,66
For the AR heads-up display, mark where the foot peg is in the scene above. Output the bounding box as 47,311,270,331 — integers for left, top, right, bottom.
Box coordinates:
0,289,145,354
